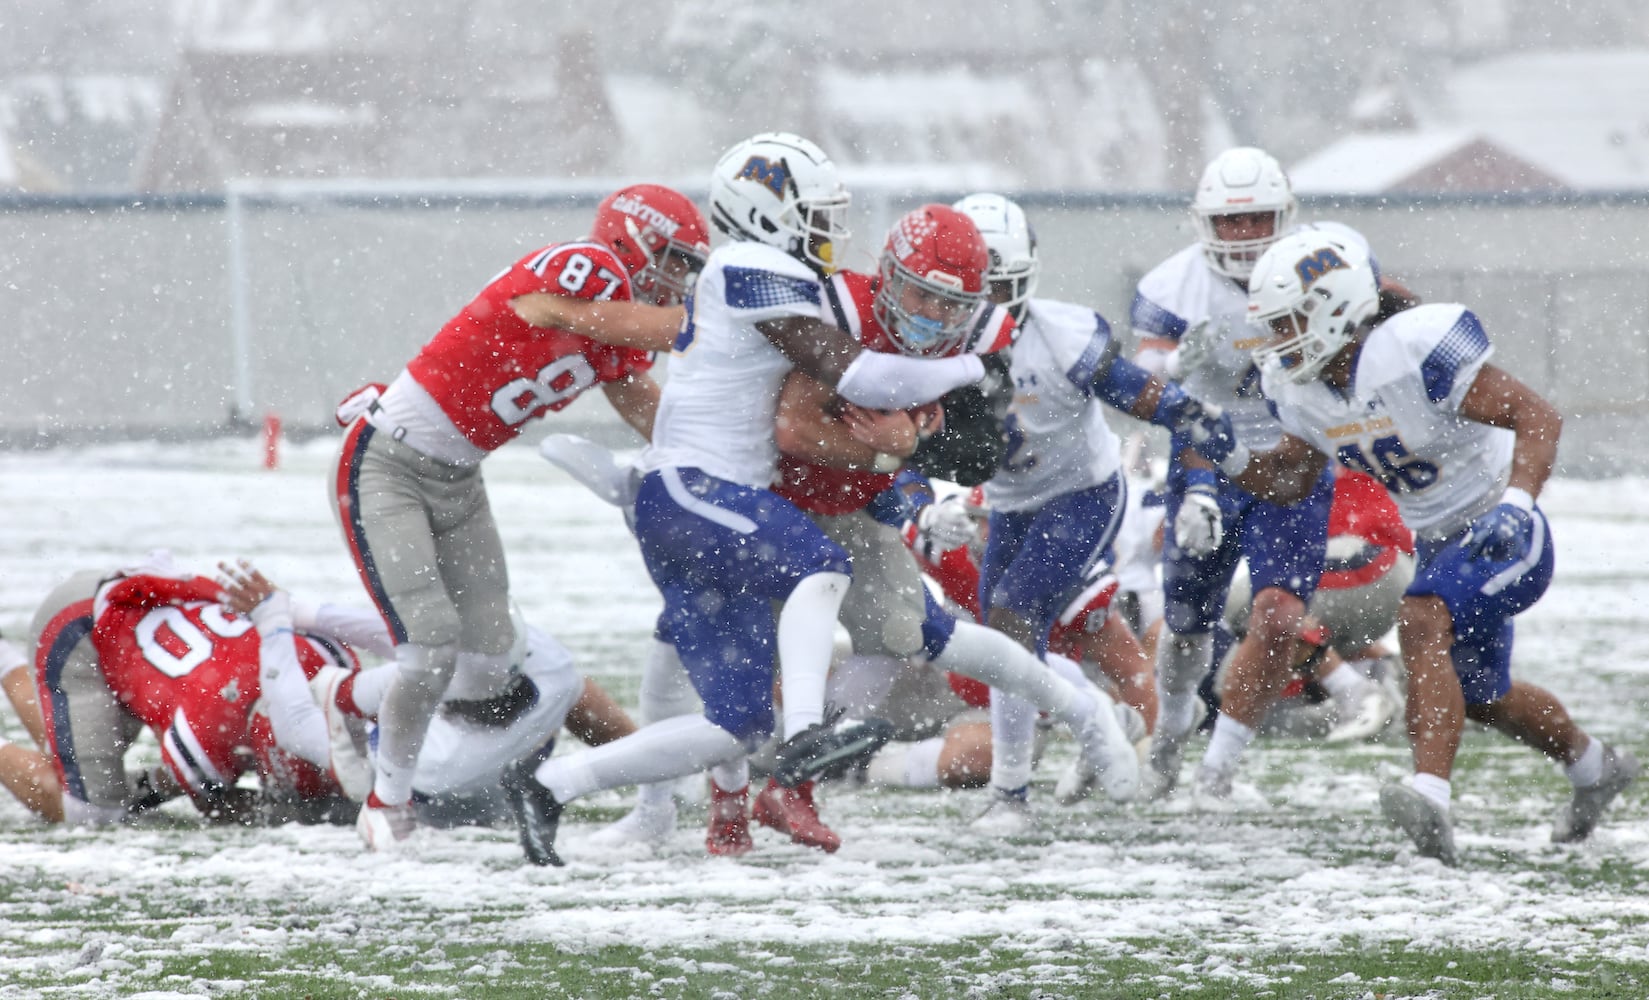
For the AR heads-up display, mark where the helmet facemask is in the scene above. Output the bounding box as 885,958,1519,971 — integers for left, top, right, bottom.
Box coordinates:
624,217,709,307
875,254,983,357
872,204,989,357
1192,147,1297,281
1248,235,1379,384
1194,206,1294,282
952,192,1039,323
709,133,851,274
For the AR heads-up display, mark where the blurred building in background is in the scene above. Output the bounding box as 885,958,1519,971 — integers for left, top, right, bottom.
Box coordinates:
3,0,1649,195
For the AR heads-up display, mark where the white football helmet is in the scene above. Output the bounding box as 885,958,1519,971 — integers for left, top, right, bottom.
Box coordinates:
1192,147,1297,281
951,192,1039,322
708,132,851,272
1247,231,1379,384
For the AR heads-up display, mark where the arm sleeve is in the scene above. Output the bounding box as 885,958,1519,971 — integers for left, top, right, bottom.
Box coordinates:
305,604,397,659
834,351,985,412
253,610,332,769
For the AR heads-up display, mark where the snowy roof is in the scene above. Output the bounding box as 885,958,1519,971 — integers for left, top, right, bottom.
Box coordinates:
1445,49,1649,189
1289,130,1482,192
1291,50,1649,192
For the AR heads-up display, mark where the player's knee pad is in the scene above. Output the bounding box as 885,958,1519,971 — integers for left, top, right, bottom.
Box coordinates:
395,642,460,697
390,585,465,648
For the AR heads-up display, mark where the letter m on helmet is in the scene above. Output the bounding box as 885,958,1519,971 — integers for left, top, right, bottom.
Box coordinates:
736,156,790,197
1294,247,1348,288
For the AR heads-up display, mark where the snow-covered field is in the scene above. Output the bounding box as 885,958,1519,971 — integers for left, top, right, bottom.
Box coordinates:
0,438,1646,998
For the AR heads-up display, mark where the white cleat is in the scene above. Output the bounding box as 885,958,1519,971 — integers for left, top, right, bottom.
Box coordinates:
1379,783,1458,866
971,786,1037,836
356,798,417,852
1189,763,1236,814
1553,745,1641,844
1324,681,1401,744
1140,732,1188,801
586,799,679,848
1062,688,1141,804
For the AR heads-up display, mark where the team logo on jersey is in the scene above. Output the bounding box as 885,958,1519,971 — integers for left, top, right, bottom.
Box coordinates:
736,156,790,197
610,193,682,239
1294,248,1349,287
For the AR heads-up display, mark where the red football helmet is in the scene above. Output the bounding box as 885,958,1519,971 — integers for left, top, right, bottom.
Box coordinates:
873,204,989,357
590,184,711,306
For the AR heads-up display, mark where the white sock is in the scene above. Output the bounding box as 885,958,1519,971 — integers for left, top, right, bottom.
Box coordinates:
1411,771,1452,811
537,714,743,803
1566,736,1603,787
374,642,458,804
933,621,1095,726
1201,715,1256,775
989,689,1039,792
778,571,850,739
709,757,749,793
639,640,701,724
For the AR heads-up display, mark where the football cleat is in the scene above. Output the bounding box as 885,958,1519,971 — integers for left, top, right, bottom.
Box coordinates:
1139,732,1189,802
356,792,416,852
586,797,677,849
1552,744,1640,844
771,715,896,789
752,778,841,853
1380,783,1458,866
1324,679,1401,744
501,757,565,867
1067,689,1141,804
705,782,753,857
1190,763,1235,807
971,785,1037,836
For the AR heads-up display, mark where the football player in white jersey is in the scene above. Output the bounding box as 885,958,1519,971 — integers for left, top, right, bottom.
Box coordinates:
1218,230,1639,864
499,133,1000,866
953,193,1238,821
1130,147,1398,803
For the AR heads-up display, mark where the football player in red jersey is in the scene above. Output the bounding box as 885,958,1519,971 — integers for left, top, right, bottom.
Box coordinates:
332,184,709,849
19,557,366,826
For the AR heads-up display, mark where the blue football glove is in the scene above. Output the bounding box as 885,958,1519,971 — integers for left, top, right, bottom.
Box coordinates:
1463,503,1533,562
1153,384,1238,467
1161,391,1239,469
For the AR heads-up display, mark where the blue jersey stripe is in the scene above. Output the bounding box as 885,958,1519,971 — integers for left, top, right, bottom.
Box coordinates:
1129,291,1188,339
723,266,821,311
1421,310,1490,403
1064,312,1112,392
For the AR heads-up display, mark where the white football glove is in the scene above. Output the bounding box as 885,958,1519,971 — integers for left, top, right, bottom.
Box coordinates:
1175,318,1218,377
916,495,978,553
1172,487,1223,558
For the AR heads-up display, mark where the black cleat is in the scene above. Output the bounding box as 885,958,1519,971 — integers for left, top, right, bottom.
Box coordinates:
772,714,896,788
501,757,565,867
442,675,539,729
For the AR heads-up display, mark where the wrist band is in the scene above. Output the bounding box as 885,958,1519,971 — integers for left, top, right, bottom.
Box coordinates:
872,452,904,474
1501,486,1535,511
